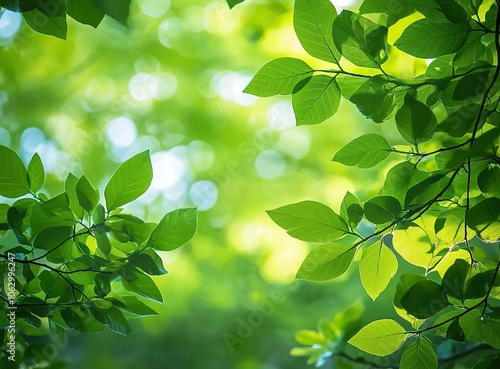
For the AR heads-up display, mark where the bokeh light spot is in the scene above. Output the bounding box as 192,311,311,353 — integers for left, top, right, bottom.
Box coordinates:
139,0,171,18
255,150,286,179
187,141,215,172
155,73,178,100
0,11,21,39
21,127,45,157
211,71,258,106
151,150,187,191
129,73,159,102
106,117,137,147
267,101,296,131
189,180,218,211
277,129,311,159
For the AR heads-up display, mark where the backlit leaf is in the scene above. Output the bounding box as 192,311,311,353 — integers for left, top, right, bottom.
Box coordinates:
333,134,392,168
0,145,30,198
297,243,355,281
395,20,471,58
244,58,313,97
292,75,341,125
268,201,349,243
348,319,409,356
104,151,153,211
359,243,398,300
294,0,340,63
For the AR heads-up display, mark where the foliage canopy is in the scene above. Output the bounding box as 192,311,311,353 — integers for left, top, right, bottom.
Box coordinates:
0,147,197,366
244,0,500,367
0,0,132,39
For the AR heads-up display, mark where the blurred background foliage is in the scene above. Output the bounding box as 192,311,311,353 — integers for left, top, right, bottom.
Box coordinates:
0,0,426,368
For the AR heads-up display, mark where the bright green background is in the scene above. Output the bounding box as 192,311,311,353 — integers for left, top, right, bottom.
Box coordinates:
0,0,410,367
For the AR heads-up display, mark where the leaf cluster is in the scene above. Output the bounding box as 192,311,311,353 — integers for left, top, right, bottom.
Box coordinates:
245,0,500,366
0,147,197,365
0,0,132,39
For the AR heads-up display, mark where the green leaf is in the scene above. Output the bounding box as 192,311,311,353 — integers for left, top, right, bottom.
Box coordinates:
7,202,31,244
453,38,488,67
460,309,500,349
65,172,84,219
295,330,328,346
30,194,76,235
359,0,414,26
267,201,349,243
293,0,340,63
396,94,437,146
408,0,469,23
404,173,446,207
400,337,438,369
244,58,313,97
472,355,500,369
340,191,363,226
94,232,111,256
463,270,499,300
39,270,69,299
0,0,38,12
478,167,500,197
226,0,244,8
467,197,500,242
129,250,168,275
337,74,366,100
62,308,104,333
76,175,99,213
484,2,498,29
348,319,409,356
296,243,355,281
426,55,454,78
121,270,163,303
66,0,104,28
401,280,450,319
33,226,72,252
452,70,491,101
146,208,197,251
92,204,106,224
360,243,398,300
27,153,44,193
95,0,131,26
442,259,471,300
101,306,131,335
104,151,153,211
0,145,30,197
116,296,158,317
395,19,471,58
333,133,392,168
94,273,112,298
472,354,500,369
23,0,67,40
437,103,481,138
0,203,9,236
364,196,402,224
382,162,428,205
393,222,433,268
394,274,427,327
350,76,397,123
435,208,466,246
292,75,341,126
107,217,154,245
332,10,388,68
446,318,465,342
